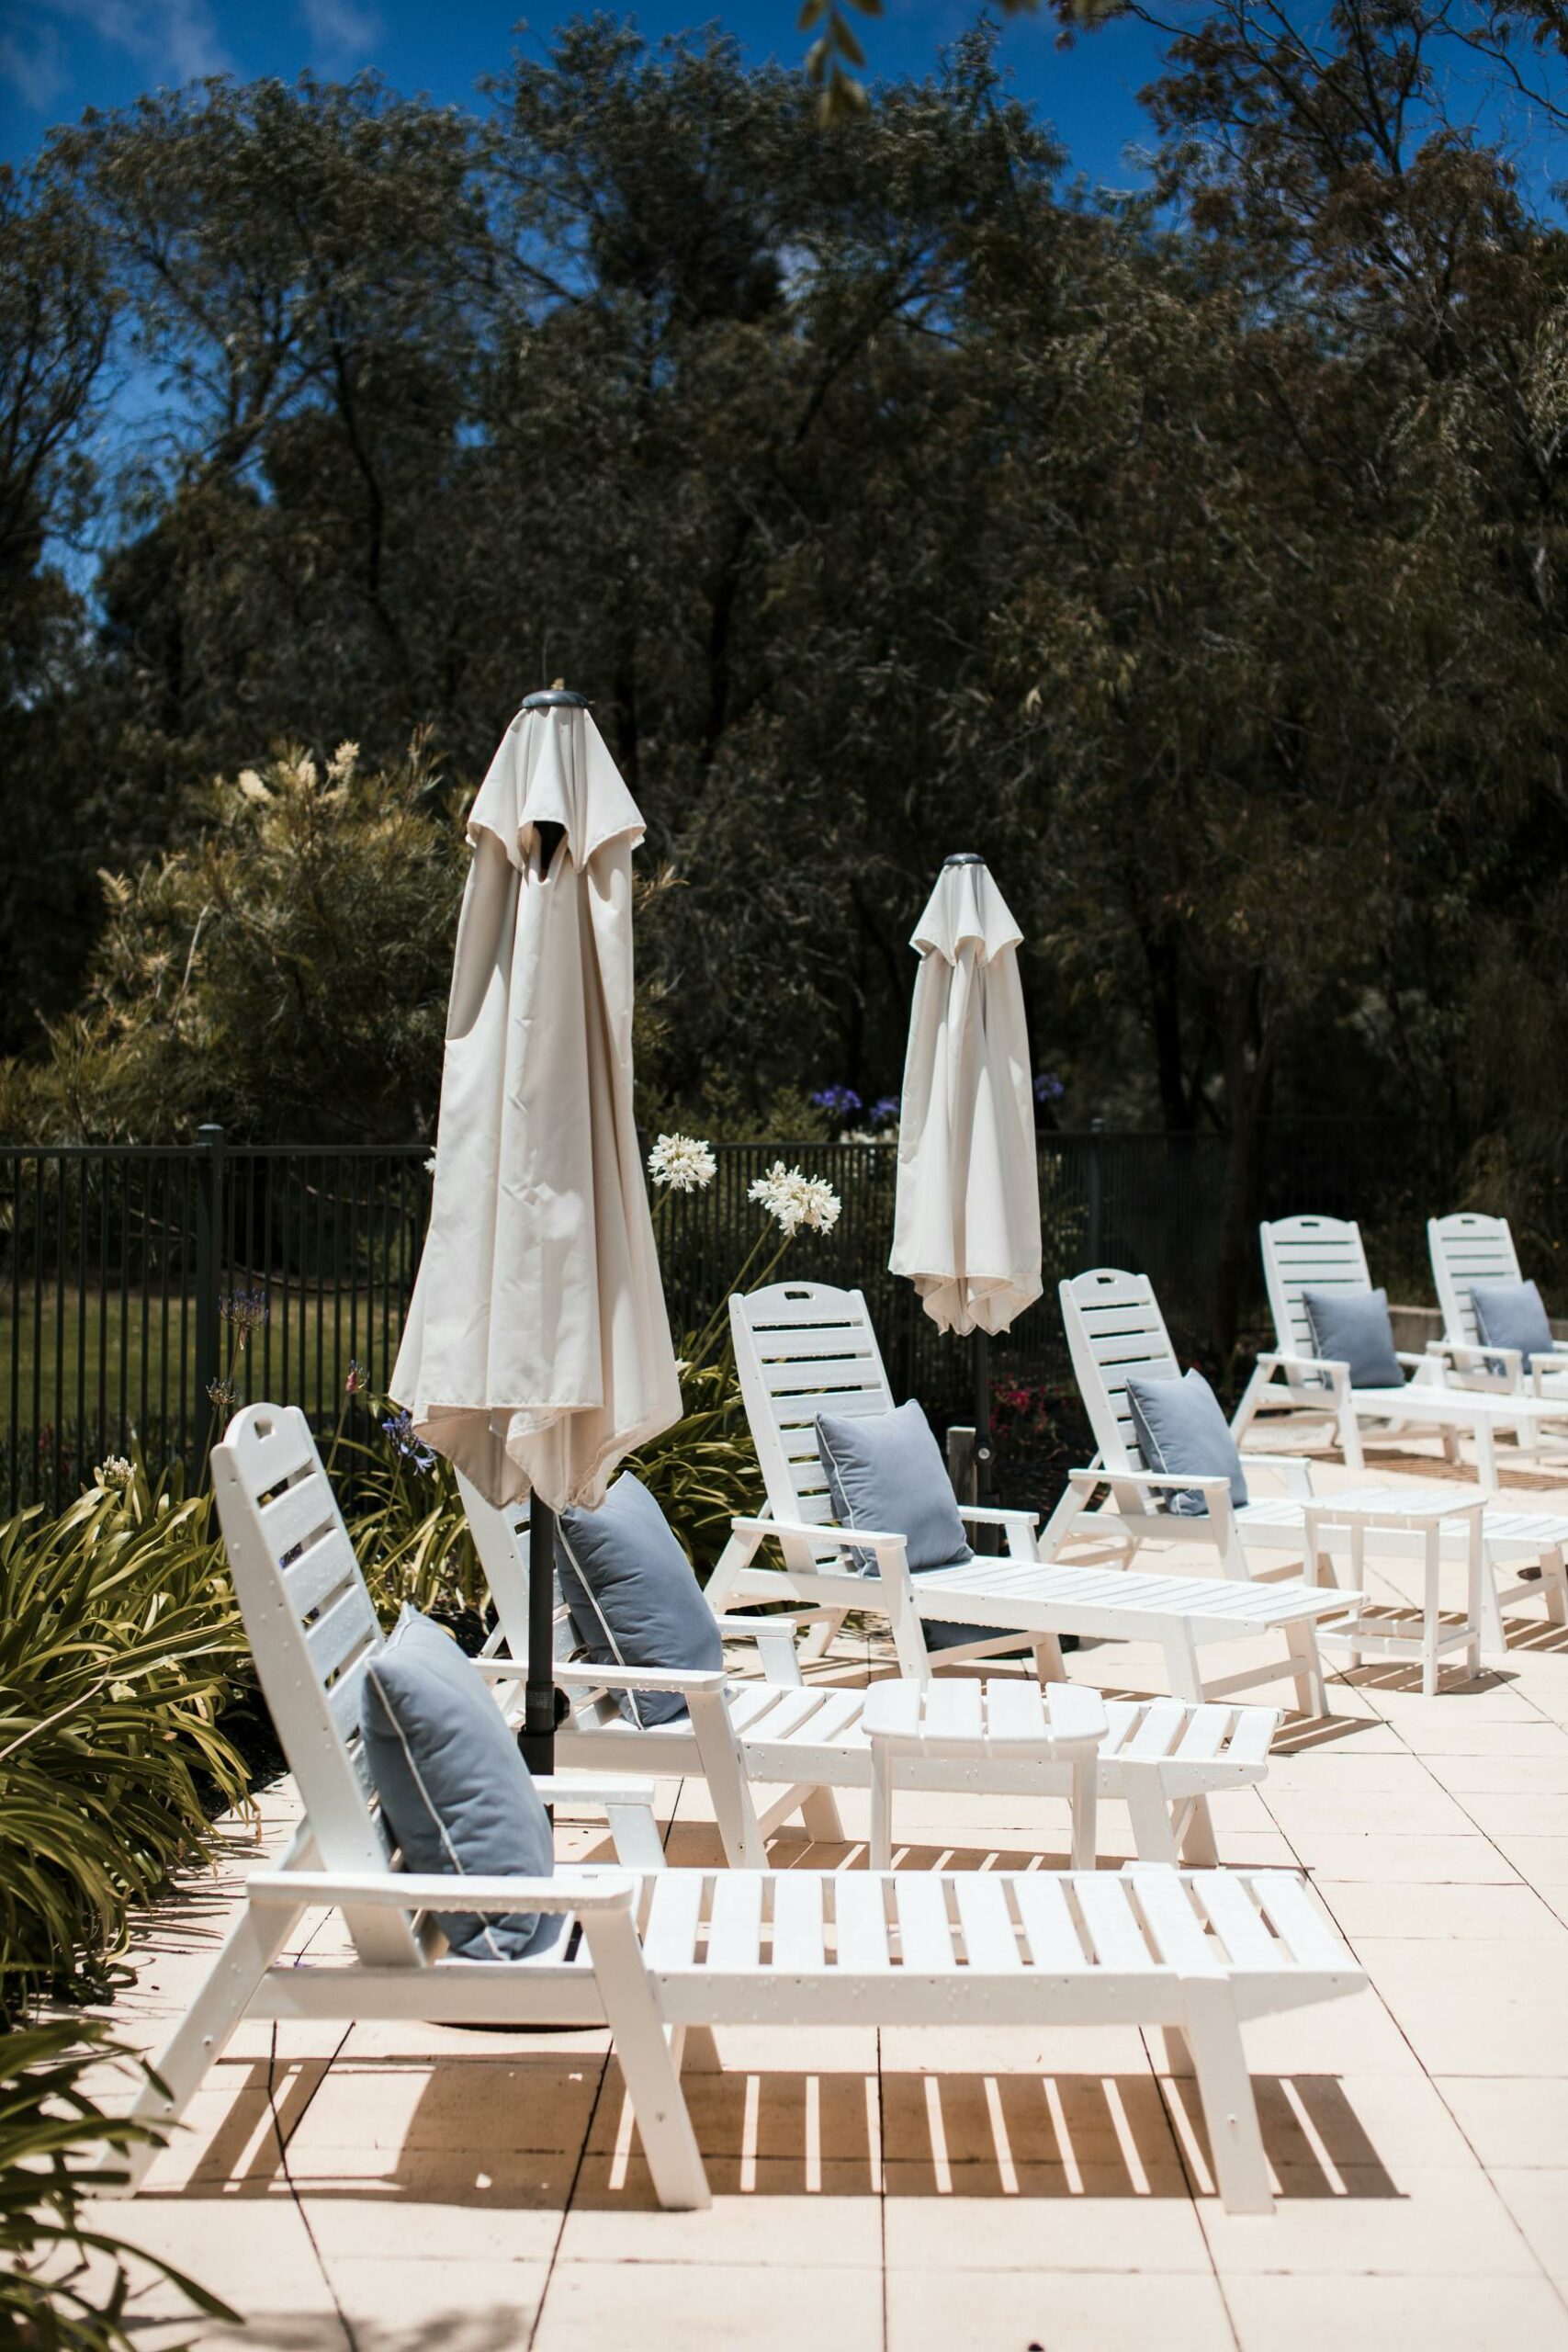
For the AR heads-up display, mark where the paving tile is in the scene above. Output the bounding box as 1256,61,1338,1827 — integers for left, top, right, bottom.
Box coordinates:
329,2256,548,2348
285,2052,602,2154
560,2155,882,2256
535,2259,884,2351
1226,2273,1568,2351
1488,2169,1568,2284
1426,1748,1568,1793
1354,1938,1568,2075
1197,2165,1540,2276
1279,1832,1522,1882
885,2268,1238,2352
1436,2075,1568,2167
1314,1880,1568,1940
1458,1792,1568,1838
880,2165,1210,2268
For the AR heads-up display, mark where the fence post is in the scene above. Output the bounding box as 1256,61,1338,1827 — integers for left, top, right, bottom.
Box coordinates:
194,1124,225,1477
1087,1117,1105,1267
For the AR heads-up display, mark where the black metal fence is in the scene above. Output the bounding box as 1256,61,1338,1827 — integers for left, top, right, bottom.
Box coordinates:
1,1119,1466,1515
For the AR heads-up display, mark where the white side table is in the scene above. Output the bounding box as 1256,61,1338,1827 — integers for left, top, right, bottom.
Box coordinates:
859,1678,1108,1871
1301,1492,1488,1697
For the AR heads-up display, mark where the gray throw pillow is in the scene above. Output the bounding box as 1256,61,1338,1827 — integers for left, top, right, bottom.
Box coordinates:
1300,1286,1404,1388
816,1401,1021,1655
1123,1368,1248,1519
556,1472,723,1729
360,1607,559,1963
815,1399,974,1575
1471,1279,1554,1373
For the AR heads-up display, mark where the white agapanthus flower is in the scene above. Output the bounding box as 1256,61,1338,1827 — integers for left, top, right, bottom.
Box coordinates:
748,1160,842,1237
424,1150,438,1176
647,1133,717,1193
96,1455,134,1490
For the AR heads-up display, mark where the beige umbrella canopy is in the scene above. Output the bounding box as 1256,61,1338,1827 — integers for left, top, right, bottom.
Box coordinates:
890,854,1043,1340
392,693,681,1515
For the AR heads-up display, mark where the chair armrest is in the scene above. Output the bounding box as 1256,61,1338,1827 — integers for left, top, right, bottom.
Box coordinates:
542,1661,728,1695
244,1867,637,1915
1270,1352,1348,1384
711,1613,807,1685
1236,1451,1315,1498
531,1774,660,1810
1427,1339,1523,1378
1066,1464,1233,1498
958,1504,1041,1532
730,1515,907,1565
1530,1352,1568,1395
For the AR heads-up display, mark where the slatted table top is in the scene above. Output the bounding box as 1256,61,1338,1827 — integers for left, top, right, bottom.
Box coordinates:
1302,1485,1492,1529
858,1675,1109,1756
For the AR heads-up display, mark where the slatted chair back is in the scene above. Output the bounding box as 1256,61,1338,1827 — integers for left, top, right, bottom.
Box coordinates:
1059,1267,1185,1481
212,1403,423,1968
1428,1213,1522,1351
1260,1216,1373,1376
729,1283,896,1569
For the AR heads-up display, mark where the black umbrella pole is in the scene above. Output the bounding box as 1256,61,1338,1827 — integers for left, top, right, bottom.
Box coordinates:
974,1327,993,1512
522,1498,558,1776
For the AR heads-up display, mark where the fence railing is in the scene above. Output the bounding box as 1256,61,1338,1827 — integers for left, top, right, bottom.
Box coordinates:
1,1119,1466,1515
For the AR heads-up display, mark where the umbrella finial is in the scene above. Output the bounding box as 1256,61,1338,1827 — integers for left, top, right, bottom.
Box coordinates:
942,852,987,868
520,684,590,712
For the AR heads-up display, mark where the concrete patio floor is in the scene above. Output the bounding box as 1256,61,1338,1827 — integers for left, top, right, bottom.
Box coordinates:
83,1442,1568,2351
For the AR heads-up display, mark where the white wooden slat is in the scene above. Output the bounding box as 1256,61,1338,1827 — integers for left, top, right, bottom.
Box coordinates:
774,1390,890,1426
784,1688,867,1746
770,1874,826,1971
641,1871,705,1971
745,1687,829,1741
754,1325,881,1362
245,1419,322,1500
953,1872,1023,1972
260,1470,339,1563
306,1586,378,1687
833,1875,891,1971
326,1654,373,1745
1248,1872,1348,1971
705,1875,764,1974
1122,1697,1193,1763
1220,1710,1277,1768
747,1287,867,1329
283,1524,362,1623
1014,1873,1088,1971
986,1679,1048,1743
1075,1876,1156,1971
1098,1700,1144,1758
892,1873,956,1972
764,1357,888,1395
1192,1871,1280,1968
1166,1704,1234,1764
1129,1869,1216,1971
920,1679,984,1746
724,1683,795,1734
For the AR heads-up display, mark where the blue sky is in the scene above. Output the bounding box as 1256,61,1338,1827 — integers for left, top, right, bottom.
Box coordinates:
0,0,1179,188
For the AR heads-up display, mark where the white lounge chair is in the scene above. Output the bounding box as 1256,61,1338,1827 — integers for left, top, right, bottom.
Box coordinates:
1063,1265,1568,1654
458,1472,1280,1867
118,1401,1368,2218
1428,1213,1568,1414
707,1282,1355,1713
1235,1214,1568,1484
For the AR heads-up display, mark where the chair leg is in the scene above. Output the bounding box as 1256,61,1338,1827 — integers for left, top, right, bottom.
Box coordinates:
1122,1767,1179,1864
798,1785,846,1844
1477,1555,1508,1656
1543,1547,1568,1628
1285,1621,1327,1719
800,1610,849,1664
1162,1626,1207,1704
112,1890,305,2193
687,1690,767,1871
1178,1794,1219,1868
1337,1400,1365,1473
1068,1757,1098,1871
582,1908,709,2211
1229,1362,1271,1449
1032,1634,1066,1686
1181,1979,1274,2215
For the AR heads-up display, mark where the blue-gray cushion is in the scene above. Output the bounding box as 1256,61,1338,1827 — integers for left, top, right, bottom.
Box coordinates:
555,1472,723,1729
815,1399,973,1574
360,1607,559,1962
1123,1368,1248,1518
1471,1279,1554,1373
815,1401,1023,1655
1301,1286,1404,1388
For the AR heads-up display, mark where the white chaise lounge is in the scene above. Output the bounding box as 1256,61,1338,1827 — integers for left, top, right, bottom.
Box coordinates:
1428,1212,1568,1412
1235,1214,1568,1484
112,1401,1369,2218
459,1472,1280,1868
1054,1266,1568,1655
706,1282,1357,1713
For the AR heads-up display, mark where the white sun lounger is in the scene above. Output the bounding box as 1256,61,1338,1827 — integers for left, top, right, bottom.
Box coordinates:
459,1473,1281,1867
115,1402,1366,2216
1428,1213,1568,1419
1053,1266,1568,1654
707,1282,1356,1713
1235,1214,1568,1484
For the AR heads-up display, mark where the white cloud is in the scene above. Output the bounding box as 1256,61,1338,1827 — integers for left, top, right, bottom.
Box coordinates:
40,0,233,84
298,0,381,73
0,22,67,108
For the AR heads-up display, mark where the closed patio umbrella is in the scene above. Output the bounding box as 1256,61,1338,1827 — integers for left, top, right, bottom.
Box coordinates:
392,688,681,1766
889,854,1042,1499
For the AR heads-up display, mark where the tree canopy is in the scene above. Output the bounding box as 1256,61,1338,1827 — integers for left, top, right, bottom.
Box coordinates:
3,3,1566,1329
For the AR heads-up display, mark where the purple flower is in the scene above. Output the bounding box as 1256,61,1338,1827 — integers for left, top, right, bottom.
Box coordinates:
1032,1072,1065,1105
869,1094,900,1126
381,1408,437,1475
207,1378,238,1413
220,1286,269,1335
810,1085,863,1118
344,1360,368,1396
